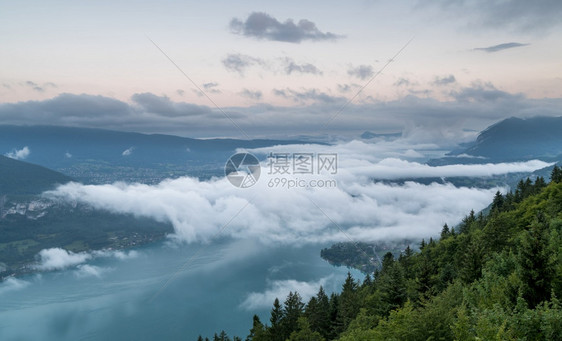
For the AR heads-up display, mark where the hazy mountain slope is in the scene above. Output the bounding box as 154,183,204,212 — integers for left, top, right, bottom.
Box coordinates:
429,116,562,166
464,116,562,159
0,147,171,278
0,155,71,195
455,116,562,160
0,125,307,166
0,125,311,183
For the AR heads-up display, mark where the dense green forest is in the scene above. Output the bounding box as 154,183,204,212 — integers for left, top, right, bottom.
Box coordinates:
200,166,562,340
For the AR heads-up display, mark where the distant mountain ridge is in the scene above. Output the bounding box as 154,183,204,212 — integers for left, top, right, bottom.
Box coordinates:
0,125,312,183
360,131,402,140
429,116,562,166
451,116,562,160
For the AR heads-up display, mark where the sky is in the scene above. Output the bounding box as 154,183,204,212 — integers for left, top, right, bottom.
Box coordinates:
1,0,562,139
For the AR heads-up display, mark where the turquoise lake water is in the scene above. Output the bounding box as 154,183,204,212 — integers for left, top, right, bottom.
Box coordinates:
0,238,361,340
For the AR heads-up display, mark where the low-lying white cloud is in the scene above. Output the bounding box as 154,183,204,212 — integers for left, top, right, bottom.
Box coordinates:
44,139,551,246
122,147,134,156
109,250,139,260
5,146,30,160
34,248,139,272
247,141,551,180
92,249,139,260
454,153,487,159
34,248,91,271
0,277,30,295
240,276,332,310
74,264,109,278
342,158,551,180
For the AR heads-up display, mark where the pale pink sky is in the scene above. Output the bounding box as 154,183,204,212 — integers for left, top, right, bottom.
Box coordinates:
1,0,561,138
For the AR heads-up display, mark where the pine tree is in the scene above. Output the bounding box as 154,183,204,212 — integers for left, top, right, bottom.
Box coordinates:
314,286,331,339
468,209,476,222
440,223,450,239
362,273,372,287
282,291,305,339
491,191,504,212
415,253,434,301
269,298,284,341
399,245,415,277
305,286,332,339
304,296,319,333
220,331,229,341
287,317,325,341
214,331,231,341
551,165,562,183
404,245,414,258
459,210,476,233
534,176,547,192
336,273,360,332
378,261,407,313
504,191,515,210
436,262,456,292
327,293,341,339
519,214,554,308
381,252,394,272
524,178,533,196
459,236,483,283
477,211,485,227
514,179,524,202
482,213,512,253
246,315,267,341
515,178,535,202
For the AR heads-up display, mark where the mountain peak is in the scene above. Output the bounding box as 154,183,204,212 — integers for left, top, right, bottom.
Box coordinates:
463,116,562,161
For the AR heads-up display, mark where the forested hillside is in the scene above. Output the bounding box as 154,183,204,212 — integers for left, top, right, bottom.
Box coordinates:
0,155,71,195
201,166,562,341
0,155,173,277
